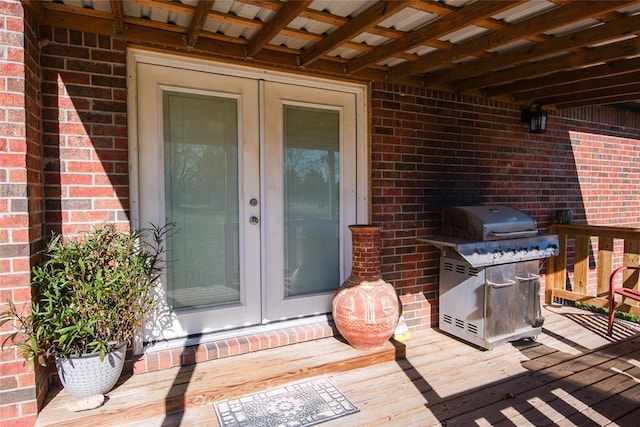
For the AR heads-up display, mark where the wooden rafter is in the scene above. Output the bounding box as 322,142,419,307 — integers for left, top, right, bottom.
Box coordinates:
32,6,420,85
345,0,524,74
455,37,640,92
541,82,640,106
389,0,636,81
19,0,640,109
558,91,640,109
246,0,312,58
185,0,215,48
484,57,640,98
299,0,412,67
21,0,46,22
131,0,257,29
512,71,640,103
110,0,126,36
405,1,456,16
433,11,640,86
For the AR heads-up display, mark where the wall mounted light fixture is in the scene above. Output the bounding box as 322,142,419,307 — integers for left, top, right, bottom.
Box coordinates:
521,102,548,133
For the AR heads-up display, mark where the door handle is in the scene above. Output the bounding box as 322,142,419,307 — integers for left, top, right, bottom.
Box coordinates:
249,216,259,225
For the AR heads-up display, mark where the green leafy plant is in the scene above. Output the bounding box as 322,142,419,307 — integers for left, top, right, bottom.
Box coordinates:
576,302,640,324
1,223,171,365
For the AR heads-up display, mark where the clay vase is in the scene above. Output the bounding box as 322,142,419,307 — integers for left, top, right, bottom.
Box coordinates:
332,225,400,350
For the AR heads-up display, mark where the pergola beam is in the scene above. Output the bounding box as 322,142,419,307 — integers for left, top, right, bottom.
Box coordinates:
388,1,635,81
432,11,640,87
455,37,640,93
185,0,215,49
299,1,412,67
345,0,521,74
484,56,640,98
246,0,313,58
110,0,126,36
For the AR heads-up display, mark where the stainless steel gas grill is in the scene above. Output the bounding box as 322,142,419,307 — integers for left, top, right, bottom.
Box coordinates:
421,206,559,350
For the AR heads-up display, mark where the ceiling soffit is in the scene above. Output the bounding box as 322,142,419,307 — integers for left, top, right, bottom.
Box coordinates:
22,0,640,110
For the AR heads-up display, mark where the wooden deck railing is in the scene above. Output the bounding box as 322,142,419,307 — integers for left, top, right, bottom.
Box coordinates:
546,224,640,315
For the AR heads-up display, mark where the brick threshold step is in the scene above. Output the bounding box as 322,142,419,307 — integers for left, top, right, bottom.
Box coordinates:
36,336,405,426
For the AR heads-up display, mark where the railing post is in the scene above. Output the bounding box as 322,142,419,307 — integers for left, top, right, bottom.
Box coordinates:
597,236,613,297
573,234,589,296
545,225,556,304
546,225,568,304
623,239,640,309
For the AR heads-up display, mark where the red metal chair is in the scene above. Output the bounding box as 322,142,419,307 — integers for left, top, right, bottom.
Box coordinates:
607,265,640,336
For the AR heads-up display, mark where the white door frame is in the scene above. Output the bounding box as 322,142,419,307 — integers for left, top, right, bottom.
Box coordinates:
127,48,369,349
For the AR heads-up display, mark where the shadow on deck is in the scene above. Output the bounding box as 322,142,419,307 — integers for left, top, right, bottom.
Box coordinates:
36,305,640,426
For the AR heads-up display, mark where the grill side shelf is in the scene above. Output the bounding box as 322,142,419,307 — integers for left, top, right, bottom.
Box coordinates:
419,235,559,268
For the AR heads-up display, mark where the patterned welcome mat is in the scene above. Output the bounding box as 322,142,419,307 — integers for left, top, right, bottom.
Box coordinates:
214,377,359,427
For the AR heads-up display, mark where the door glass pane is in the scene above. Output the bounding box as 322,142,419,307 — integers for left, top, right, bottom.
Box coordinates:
284,105,340,297
163,92,240,310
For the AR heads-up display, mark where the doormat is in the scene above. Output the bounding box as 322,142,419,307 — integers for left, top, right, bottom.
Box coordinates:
214,377,359,427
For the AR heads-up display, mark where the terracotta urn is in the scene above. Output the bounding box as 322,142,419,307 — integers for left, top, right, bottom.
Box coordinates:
332,225,400,350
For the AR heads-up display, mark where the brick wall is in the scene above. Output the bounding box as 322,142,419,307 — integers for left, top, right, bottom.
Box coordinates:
3,15,640,423
370,82,640,330
557,107,640,225
39,26,129,237
23,1,47,420
0,1,41,426
1,9,130,424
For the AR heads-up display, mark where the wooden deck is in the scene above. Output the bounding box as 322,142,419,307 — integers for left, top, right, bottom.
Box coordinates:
36,304,640,427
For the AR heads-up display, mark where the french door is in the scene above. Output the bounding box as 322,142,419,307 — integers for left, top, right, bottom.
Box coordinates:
134,58,361,340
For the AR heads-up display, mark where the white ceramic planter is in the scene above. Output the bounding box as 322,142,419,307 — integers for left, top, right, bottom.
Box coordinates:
54,342,127,399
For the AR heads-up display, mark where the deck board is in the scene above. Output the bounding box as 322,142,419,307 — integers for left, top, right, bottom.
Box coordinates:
36,305,640,426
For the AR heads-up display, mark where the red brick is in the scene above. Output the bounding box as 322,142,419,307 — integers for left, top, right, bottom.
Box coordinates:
56,123,88,136
0,404,18,420
158,350,172,370
59,173,92,185
0,93,24,109
20,400,38,416
67,186,114,198
0,360,31,376
145,352,159,372
132,358,147,375
17,372,35,388
0,415,37,427
93,199,125,209
10,257,29,273
65,160,107,173
0,63,24,79
0,215,29,229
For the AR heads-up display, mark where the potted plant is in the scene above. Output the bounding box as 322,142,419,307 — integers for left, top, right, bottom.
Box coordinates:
1,223,169,399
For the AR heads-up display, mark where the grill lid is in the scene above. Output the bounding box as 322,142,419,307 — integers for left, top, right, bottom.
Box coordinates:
441,205,537,241
421,205,558,267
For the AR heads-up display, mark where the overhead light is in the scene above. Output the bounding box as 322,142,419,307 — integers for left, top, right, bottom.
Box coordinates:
521,102,548,134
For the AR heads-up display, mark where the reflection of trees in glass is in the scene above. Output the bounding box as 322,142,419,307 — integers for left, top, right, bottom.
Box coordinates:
285,150,340,215
163,92,240,305
168,144,230,211
165,92,238,214
284,106,340,220
283,105,341,295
